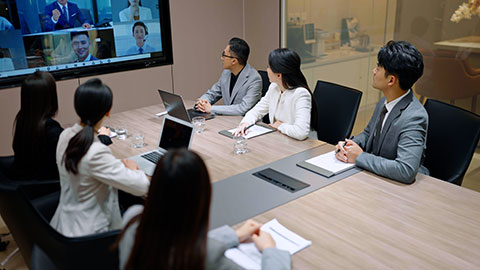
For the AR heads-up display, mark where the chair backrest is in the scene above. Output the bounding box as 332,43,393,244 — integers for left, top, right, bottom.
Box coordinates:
258,70,271,124
313,80,362,145
75,9,94,26
423,99,480,185
0,176,120,270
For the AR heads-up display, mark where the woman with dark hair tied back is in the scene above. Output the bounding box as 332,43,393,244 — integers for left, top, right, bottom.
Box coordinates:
10,71,111,180
118,149,291,270
50,78,149,237
234,48,318,140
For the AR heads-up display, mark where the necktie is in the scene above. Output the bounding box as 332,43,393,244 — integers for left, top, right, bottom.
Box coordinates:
62,6,68,20
139,47,143,54
371,105,387,155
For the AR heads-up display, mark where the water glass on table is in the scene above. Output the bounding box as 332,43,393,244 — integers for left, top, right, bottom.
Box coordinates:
116,127,128,140
192,116,205,133
131,132,145,148
233,135,248,154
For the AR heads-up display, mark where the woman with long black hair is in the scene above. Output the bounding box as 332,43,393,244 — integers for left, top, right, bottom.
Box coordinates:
9,71,111,180
50,78,149,237
234,48,318,140
118,149,290,270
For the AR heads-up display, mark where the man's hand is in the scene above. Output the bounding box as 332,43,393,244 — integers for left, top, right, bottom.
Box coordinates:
343,139,363,163
52,9,61,21
195,99,212,113
82,22,91,29
236,219,261,243
269,120,283,129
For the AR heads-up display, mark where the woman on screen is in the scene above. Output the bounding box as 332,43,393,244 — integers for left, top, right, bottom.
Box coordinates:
9,71,112,181
117,149,291,270
50,78,149,237
233,48,318,140
119,0,152,22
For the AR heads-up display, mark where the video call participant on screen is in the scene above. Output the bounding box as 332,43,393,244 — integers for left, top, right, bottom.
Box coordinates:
335,40,429,184
119,0,152,22
234,48,318,141
125,21,155,55
195,37,262,116
9,71,112,181
44,0,91,31
117,149,290,270
71,31,97,62
51,78,149,237
0,16,14,31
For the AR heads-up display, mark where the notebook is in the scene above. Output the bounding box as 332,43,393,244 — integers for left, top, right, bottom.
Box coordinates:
157,89,214,121
297,151,355,178
218,124,276,139
129,115,194,176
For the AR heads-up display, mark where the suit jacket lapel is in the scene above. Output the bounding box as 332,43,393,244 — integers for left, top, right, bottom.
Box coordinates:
376,90,413,150
230,65,249,104
223,72,232,104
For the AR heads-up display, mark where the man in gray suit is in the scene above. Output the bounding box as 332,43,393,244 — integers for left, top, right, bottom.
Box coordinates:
195,37,262,115
335,40,429,184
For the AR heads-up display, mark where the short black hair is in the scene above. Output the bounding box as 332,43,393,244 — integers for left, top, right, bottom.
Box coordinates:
70,31,89,40
228,37,249,66
377,40,424,90
132,21,148,34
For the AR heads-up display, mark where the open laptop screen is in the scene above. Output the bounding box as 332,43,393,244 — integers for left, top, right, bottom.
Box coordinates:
159,117,193,150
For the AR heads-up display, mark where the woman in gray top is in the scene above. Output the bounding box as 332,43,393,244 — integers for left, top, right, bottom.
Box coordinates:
117,149,291,270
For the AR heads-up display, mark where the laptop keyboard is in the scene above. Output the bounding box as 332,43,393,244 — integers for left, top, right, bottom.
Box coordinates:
141,151,163,164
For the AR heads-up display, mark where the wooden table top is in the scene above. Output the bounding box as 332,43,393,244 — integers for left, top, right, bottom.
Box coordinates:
434,35,480,53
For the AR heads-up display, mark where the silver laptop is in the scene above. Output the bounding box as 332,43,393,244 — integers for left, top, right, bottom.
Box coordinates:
157,89,214,122
129,115,194,176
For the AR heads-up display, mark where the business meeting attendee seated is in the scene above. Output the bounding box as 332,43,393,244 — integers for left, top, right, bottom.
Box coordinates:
44,0,91,31
119,0,153,22
9,71,111,181
71,31,97,62
195,37,262,115
50,78,149,237
125,21,156,55
234,48,318,141
335,40,428,184
117,149,290,270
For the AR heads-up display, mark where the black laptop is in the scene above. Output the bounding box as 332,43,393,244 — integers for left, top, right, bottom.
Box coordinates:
157,89,214,122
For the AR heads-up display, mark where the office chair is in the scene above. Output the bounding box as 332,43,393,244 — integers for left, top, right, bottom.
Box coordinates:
0,175,120,270
258,70,270,124
313,80,362,145
423,99,480,186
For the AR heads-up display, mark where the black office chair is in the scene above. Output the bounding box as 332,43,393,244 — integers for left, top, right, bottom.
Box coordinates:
0,175,120,270
75,9,94,26
313,80,362,145
258,70,270,124
423,99,480,186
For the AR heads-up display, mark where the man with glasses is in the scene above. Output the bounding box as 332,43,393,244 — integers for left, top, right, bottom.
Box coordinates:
71,31,97,62
195,37,262,115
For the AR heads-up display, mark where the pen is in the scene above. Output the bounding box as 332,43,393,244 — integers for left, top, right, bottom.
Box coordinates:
336,135,354,154
243,123,255,132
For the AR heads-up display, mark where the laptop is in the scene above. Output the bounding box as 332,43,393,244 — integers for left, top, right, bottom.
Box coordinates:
129,115,194,176
157,89,214,122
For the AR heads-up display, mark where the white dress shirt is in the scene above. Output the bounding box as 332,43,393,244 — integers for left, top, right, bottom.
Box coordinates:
241,83,312,140
381,89,411,131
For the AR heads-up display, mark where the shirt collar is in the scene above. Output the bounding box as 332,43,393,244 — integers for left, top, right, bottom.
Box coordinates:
384,89,410,113
58,1,68,9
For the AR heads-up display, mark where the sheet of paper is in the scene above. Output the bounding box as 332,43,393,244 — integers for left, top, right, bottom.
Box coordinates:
224,219,311,269
305,151,355,174
228,125,273,139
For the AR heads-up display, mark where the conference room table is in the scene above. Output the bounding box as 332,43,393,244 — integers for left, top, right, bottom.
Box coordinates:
105,102,480,269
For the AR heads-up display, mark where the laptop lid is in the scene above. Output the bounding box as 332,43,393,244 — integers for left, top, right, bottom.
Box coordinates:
158,89,191,122
157,115,194,153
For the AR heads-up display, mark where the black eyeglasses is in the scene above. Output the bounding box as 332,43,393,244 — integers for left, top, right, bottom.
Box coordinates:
221,51,237,59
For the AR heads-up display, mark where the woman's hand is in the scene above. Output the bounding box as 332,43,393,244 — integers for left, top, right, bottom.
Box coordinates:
122,159,140,170
252,230,276,252
236,219,261,242
232,122,251,137
269,120,283,129
98,126,111,136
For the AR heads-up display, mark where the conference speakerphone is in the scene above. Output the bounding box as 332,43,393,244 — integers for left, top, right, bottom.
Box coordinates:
253,168,310,193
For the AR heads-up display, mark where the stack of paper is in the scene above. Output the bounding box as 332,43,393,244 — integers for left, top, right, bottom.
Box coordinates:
225,219,311,269
226,125,274,139
297,151,355,177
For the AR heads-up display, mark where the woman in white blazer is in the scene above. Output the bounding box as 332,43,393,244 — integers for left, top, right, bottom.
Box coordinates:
50,78,149,237
119,0,152,22
234,48,318,140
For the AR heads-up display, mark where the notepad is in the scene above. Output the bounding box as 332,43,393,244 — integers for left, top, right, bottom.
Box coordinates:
218,124,275,139
297,151,355,178
224,219,311,270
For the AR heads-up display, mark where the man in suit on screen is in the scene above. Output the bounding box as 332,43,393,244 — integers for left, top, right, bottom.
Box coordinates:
71,31,97,62
44,0,91,31
335,40,429,184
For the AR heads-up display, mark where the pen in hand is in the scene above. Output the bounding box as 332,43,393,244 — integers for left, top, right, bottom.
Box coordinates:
336,136,355,154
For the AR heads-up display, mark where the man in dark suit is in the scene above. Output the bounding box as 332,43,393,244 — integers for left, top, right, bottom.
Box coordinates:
44,0,91,31
71,31,97,62
335,41,429,184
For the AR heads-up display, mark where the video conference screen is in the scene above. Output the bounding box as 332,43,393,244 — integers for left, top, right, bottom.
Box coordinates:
0,0,173,88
